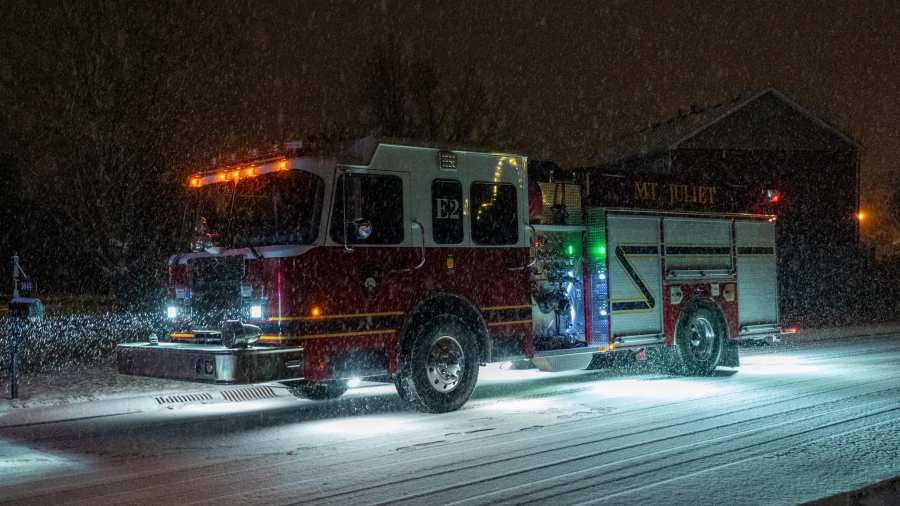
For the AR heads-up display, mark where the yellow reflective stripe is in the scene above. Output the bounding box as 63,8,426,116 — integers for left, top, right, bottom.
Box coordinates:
487,319,532,327
260,329,396,342
481,304,531,311
268,311,404,321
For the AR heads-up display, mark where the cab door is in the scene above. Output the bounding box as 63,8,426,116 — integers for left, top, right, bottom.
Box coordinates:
325,168,418,306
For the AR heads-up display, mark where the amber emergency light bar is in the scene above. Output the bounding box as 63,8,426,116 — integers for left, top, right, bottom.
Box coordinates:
188,157,291,188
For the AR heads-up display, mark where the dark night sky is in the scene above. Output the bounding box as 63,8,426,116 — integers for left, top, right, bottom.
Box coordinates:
294,0,898,249
3,0,898,251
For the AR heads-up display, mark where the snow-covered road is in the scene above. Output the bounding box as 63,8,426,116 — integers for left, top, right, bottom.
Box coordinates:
1,335,899,505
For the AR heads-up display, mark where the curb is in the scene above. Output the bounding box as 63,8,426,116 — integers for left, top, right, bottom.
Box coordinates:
0,383,294,430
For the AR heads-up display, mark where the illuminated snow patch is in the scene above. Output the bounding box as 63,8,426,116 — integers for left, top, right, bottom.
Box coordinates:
0,443,84,480
482,398,552,413
185,399,272,414
593,378,723,399
740,355,826,375
478,363,569,382
311,416,411,436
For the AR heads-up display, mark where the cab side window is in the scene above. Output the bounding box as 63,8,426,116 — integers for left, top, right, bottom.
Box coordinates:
330,174,404,244
432,179,463,244
470,182,518,245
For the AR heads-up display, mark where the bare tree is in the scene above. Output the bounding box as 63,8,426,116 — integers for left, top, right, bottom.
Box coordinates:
1,1,200,301
364,36,519,148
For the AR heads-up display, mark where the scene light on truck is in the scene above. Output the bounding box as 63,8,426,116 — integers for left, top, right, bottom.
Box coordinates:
166,305,177,319
249,304,263,319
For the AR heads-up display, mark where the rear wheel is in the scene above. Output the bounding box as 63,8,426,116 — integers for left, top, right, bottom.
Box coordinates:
673,306,725,375
396,314,480,413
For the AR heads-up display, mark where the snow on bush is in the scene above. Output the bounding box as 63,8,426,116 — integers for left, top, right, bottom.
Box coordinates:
0,313,164,375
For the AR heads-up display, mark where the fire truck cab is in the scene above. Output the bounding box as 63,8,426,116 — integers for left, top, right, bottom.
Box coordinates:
117,137,782,412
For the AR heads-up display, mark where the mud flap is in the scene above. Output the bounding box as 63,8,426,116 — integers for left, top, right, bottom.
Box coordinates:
720,339,740,368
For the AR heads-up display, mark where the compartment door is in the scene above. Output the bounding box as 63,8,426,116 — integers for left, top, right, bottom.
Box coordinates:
607,215,662,337
735,221,778,326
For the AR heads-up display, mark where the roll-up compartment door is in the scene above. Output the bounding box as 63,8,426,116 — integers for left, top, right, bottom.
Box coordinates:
735,220,778,326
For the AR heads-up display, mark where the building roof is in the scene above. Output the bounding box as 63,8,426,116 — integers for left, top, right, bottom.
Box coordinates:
593,89,858,166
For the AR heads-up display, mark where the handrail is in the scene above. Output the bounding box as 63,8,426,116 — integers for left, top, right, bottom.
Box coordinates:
666,268,734,279
393,221,426,273
341,167,353,253
508,224,537,271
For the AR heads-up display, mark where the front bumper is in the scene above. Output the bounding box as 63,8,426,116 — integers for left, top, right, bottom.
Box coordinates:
116,342,304,384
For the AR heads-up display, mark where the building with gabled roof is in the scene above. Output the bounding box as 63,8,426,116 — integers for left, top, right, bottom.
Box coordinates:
582,89,861,322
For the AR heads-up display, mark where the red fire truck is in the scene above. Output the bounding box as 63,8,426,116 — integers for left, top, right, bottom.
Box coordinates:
117,137,783,412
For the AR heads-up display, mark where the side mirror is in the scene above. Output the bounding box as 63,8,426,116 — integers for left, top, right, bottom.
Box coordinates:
354,218,373,240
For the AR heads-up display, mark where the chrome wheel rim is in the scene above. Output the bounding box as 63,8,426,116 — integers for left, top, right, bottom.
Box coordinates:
687,316,716,361
425,335,465,393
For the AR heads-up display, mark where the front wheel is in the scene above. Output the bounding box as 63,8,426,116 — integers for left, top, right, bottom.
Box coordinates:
673,306,725,376
396,314,480,413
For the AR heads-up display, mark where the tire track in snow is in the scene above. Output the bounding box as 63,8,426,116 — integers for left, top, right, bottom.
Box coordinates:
362,395,900,506
289,381,900,506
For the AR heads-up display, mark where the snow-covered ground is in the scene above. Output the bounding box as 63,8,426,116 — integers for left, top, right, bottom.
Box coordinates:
0,363,233,412
0,327,898,505
3,320,899,414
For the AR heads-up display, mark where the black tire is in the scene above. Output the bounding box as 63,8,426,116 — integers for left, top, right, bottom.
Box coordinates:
396,314,480,413
672,306,725,376
394,374,411,402
290,380,348,400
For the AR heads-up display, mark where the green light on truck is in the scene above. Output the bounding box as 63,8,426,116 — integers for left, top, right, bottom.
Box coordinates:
590,244,607,261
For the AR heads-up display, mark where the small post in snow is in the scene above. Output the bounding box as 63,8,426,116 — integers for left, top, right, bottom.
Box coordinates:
9,255,20,399
8,330,17,400
12,255,19,298
8,254,43,400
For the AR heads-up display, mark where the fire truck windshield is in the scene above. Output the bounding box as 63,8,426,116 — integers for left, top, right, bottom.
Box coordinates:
192,169,325,249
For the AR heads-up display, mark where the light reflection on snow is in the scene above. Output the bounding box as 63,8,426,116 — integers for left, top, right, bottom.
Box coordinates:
0,443,83,481
311,416,411,436
184,400,271,414
592,378,723,399
478,363,562,382
740,355,826,375
482,398,552,413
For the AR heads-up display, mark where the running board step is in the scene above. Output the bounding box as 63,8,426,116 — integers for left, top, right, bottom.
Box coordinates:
531,347,597,372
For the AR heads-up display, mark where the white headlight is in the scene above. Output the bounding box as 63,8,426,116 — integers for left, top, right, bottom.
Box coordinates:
250,305,263,319
166,305,177,319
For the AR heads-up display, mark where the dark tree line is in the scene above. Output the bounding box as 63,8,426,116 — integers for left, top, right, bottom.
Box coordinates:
0,2,515,306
